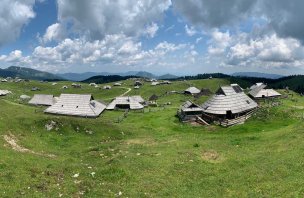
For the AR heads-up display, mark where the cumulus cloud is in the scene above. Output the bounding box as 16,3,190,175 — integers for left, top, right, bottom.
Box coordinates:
42,23,67,43
226,34,304,67
56,0,171,40
0,50,32,66
205,29,304,69
207,30,231,55
0,0,36,46
0,34,190,72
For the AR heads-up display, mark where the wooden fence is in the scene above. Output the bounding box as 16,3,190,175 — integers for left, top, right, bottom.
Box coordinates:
218,109,256,127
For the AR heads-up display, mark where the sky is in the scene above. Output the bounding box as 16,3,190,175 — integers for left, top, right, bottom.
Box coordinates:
1,0,304,76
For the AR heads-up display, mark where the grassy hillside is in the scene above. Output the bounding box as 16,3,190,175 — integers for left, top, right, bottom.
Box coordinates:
0,78,304,197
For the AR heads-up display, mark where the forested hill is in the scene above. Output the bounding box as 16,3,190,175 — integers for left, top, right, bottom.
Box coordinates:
82,75,139,84
174,73,304,94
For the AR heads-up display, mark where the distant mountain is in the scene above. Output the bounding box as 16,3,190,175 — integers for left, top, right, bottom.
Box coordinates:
59,70,177,81
158,73,179,79
232,72,284,79
0,66,63,81
135,71,156,79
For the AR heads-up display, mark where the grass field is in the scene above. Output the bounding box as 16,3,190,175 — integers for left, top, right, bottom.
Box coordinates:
0,78,304,197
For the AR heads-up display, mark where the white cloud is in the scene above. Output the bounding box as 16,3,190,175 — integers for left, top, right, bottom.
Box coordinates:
118,41,141,55
0,0,36,46
205,30,304,69
42,23,67,43
185,25,197,36
144,23,159,38
207,30,231,55
226,34,304,67
0,34,193,73
0,50,32,66
155,41,186,53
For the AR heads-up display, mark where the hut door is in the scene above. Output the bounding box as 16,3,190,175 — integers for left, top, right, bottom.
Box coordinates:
226,110,233,119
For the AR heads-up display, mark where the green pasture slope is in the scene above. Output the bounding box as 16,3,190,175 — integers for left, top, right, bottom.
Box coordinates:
0,78,304,197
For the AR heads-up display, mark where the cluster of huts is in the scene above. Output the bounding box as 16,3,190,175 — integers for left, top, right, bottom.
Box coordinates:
27,93,146,118
0,77,282,127
178,83,281,127
151,80,171,86
1,77,27,83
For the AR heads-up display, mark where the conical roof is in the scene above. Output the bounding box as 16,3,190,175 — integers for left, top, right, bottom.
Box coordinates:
202,85,257,115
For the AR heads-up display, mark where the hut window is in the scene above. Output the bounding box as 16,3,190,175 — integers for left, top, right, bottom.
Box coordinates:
246,100,250,104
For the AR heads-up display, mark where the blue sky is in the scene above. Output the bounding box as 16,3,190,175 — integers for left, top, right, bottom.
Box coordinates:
0,0,304,75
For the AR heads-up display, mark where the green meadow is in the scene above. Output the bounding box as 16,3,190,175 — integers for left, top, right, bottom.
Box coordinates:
0,78,304,197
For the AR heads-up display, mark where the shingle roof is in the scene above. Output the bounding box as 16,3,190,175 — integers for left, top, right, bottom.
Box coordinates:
181,100,203,112
250,83,265,90
184,87,201,94
44,94,106,117
249,83,281,98
29,94,55,106
106,96,144,110
202,85,257,115
250,88,281,98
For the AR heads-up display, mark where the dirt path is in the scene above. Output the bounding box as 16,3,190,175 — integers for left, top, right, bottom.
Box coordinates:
120,87,132,96
3,134,56,158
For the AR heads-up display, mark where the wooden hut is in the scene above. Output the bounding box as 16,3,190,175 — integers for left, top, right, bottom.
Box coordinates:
44,94,106,118
134,81,143,86
106,96,145,110
201,84,258,127
184,87,201,95
249,83,281,99
103,85,111,90
149,94,158,102
29,94,56,106
177,100,204,122
71,83,82,88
